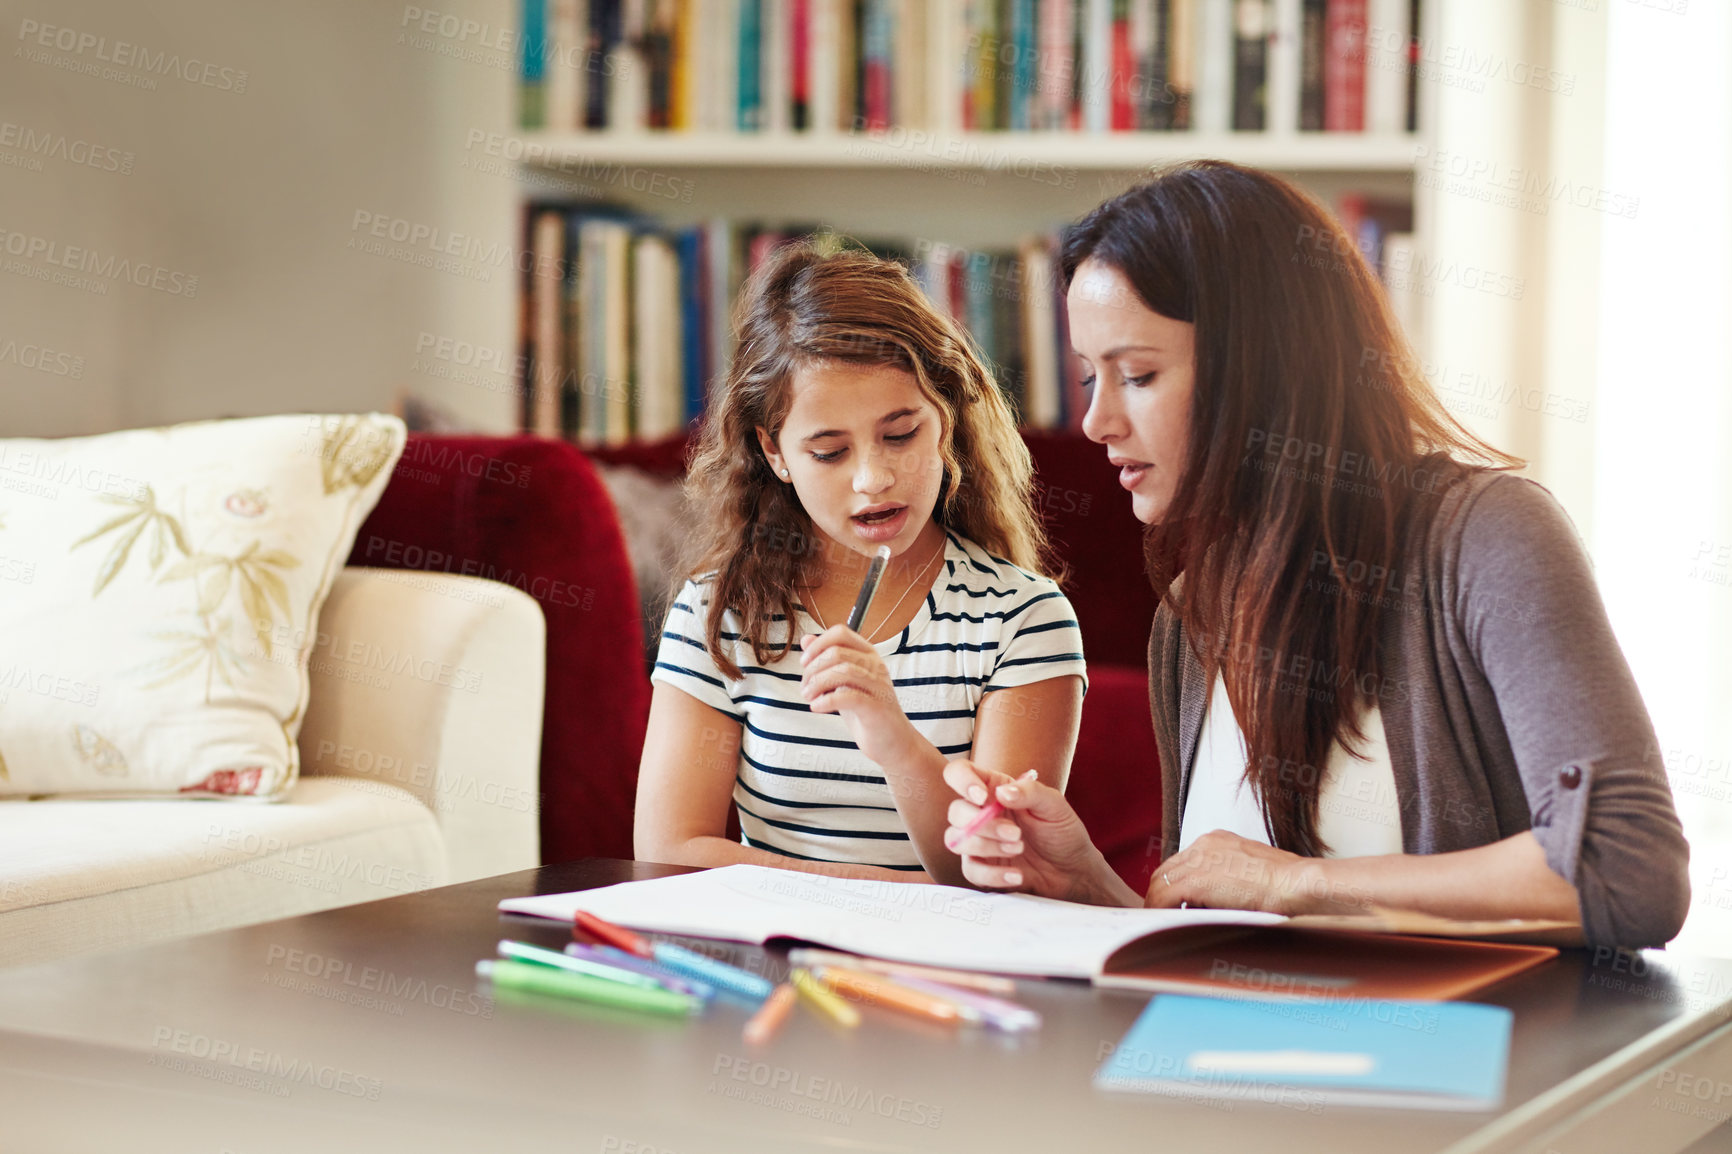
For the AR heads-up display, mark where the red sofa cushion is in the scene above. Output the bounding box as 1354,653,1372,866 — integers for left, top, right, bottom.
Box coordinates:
351,436,649,865
1068,666,1164,896
1020,430,1160,668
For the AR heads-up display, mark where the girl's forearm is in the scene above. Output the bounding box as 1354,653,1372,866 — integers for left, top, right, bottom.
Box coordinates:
1304,832,1582,931
664,834,933,884
876,732,970,886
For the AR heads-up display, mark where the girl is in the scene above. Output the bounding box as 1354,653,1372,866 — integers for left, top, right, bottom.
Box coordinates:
634,243,1086,886
943,161,1689,949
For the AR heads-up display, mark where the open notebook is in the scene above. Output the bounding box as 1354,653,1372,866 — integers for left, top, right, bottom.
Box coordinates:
499,865,1567,1000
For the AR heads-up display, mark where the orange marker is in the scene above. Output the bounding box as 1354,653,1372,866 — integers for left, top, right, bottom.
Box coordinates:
573,910,651,958
816,966,963,1025
744,982,798,1045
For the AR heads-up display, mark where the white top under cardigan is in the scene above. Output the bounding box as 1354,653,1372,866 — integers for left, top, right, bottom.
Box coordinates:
1178,673,1404,858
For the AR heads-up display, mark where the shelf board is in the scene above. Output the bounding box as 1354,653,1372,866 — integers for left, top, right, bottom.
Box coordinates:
512,131,1421,173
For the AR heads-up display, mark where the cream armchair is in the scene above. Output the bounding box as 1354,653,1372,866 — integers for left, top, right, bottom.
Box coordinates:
0,568,543,969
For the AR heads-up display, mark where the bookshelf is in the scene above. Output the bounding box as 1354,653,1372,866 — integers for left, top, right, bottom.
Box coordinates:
509,135,1413,244
515,131,1419,170
501,0,1433,444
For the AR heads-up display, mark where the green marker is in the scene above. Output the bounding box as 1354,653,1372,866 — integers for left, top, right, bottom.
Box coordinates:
497,939,668,991
476,959,702,1016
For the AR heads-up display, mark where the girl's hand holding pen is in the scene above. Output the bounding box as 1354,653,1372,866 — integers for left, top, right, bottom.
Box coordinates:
798,627,917,767
941,761,1133,905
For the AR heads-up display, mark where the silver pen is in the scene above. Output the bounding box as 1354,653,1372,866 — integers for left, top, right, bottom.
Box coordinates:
844,545,893,631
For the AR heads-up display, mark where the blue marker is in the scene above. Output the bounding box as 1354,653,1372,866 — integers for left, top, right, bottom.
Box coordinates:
651,942,774,1002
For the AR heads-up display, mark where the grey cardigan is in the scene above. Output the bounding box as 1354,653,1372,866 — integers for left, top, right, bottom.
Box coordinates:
1148,469,1690,949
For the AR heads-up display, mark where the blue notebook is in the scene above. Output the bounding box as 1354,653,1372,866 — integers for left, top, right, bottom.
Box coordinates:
1094,994,1513,1111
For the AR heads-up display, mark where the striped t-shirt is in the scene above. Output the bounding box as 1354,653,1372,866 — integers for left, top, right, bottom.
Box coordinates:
651,531,1088,871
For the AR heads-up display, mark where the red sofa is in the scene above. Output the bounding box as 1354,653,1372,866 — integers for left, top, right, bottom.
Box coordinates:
353,430,1164,894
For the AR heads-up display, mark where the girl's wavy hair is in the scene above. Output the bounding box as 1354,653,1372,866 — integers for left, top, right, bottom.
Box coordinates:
681,241,1052,679
1062,160,1520,856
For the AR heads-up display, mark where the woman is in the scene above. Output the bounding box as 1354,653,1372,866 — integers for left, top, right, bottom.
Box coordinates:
942,160,1689,949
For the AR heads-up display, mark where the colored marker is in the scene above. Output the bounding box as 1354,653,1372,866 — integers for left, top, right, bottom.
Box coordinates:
815,966,963,1025
498,940,665,991
743,982,798,1045
844,545,894,631
786,949,1019,995
563,943,717,1000
790,967,860,1028
651,942,774,1002
574,909,652,958
891,975,1042,1032
476,959,701,1016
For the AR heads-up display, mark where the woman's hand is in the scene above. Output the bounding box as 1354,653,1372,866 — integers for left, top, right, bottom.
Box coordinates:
940,760,1139,907
799,627,918,768
1146,830,1366,915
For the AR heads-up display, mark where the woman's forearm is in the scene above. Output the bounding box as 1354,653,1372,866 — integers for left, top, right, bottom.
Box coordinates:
1303,831,1582,930
662,835,933,884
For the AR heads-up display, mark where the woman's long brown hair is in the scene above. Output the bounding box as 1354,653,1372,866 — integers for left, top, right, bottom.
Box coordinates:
681,241,1053,680
1062,160,1520,856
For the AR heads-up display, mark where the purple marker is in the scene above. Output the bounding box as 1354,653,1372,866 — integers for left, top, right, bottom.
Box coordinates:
564,942,716,1000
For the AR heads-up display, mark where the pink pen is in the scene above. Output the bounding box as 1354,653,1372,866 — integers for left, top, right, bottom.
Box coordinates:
956,770,1036,842
957,800,1005,842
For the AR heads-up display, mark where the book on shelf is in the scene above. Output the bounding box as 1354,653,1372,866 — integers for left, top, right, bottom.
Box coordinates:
1404,0,1418,131
1230,0,1271,132
1167,0,1194,128
764,0,791,134
1297,0,1324,128
1264,0,1299,133
528,209,566,436
518,0,548,129
1187,0,1228,133
1322,0,1365,131
544,0,582,133
1336,191,1412,279
1332,191,1419,344
517,0,1421,135
1364,0,1408,134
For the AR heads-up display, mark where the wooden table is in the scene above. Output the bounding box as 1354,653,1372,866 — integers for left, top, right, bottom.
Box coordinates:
1,859,1730,1154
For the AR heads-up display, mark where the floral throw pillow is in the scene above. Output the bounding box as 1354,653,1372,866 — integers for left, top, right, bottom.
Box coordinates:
0,414,406,799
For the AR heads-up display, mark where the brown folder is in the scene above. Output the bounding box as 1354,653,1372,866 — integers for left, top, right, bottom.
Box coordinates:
1096,923,1560,1002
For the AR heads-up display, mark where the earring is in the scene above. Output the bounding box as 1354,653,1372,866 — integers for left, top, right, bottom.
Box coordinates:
779,468,790,479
